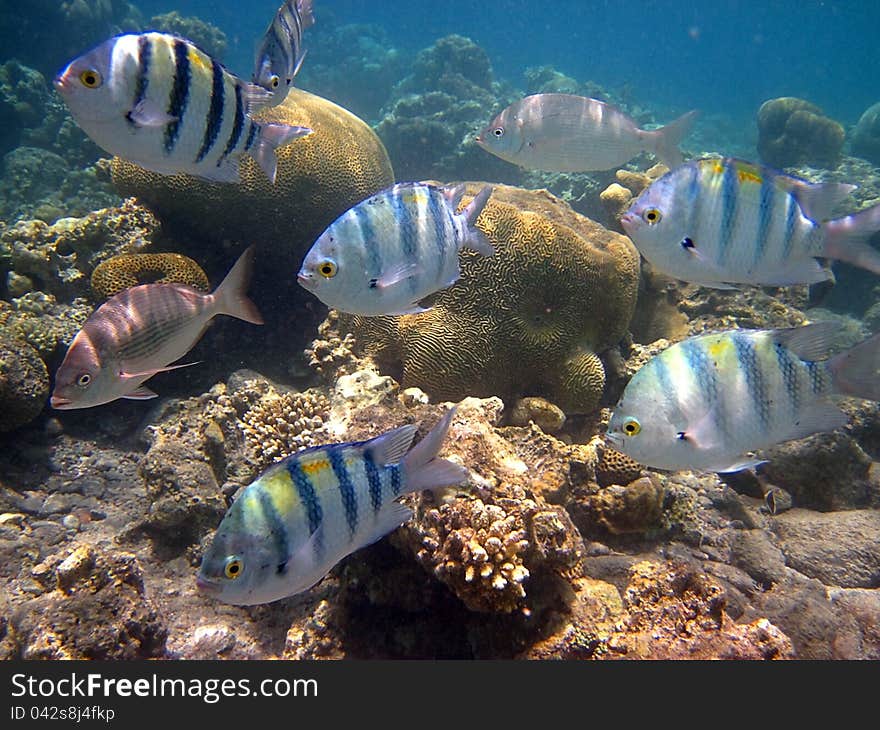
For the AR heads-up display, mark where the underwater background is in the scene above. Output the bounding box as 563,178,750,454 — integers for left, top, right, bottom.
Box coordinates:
0,0,879,659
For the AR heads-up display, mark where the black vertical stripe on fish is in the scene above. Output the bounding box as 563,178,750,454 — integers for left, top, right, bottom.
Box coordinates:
753,174,775,268
218,83,244,166
126,35,152,128
244,119,258,151
328,445,358,538
355,204,382,279
774,342,800,414
428,189,448,282
683,338,724,435
195,59,225,163
717,162,738,265
782,194,798,259
389,463,402,496
164,39,192,154
393,190,418,295
806,361,824,395
256,485,290,571
734,335,770,431
285,457,323,554
363,449,383,516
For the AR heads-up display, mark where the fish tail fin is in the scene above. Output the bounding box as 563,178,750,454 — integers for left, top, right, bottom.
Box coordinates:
251,121,312,184
648,110,699,169
213,246,264,325
297,0,315,28
459,185,494,256
401,406,469,493
822,201,880,275
828,331,880,401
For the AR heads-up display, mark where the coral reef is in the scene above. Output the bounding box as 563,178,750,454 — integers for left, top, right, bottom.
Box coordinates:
851,102,880,166
2,544,167,659
756,97,845,169
508,397,566,433
111,89,395,272
1,198,161,301
298,22,406,123
599,163,668,232
374,35,521,184
91,253,210,300
343,183,640,414
595,443,643,488
149,11,227,60
0,332,49,432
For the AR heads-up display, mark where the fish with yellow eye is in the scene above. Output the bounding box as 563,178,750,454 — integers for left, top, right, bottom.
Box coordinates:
252,0,315,107
297,182,494,316
606,323,880,473
197,407,468,605
620,157,880,287
54,32,312,184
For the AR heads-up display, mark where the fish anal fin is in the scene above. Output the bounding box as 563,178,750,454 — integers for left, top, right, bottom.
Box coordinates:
123,386,157,400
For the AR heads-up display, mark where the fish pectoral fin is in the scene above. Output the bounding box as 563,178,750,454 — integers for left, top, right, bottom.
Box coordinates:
677,409,720,451
375,262,423,289
386,304,432,316
284,526,333,595
127,99,178,128
119,361,202,380
123,386,158,400
350,502,414,553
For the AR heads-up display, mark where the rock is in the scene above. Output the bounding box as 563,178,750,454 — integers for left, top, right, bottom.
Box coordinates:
756,97,845,169
851,101,880,166
771,508,880,588
0,332,48,432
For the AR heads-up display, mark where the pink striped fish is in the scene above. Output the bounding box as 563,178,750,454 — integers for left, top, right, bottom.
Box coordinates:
476,93,698,172
50,247,263,409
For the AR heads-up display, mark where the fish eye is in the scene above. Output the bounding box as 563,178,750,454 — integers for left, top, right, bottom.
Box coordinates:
79,69,102,88
643,207,663,225
224,557,243,580
318,260,337,278
77,373,92,388
623,418,641,436
270,74,280,89
493,127,504,137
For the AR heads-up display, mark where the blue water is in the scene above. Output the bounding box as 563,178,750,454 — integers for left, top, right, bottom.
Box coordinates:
140,0,880,125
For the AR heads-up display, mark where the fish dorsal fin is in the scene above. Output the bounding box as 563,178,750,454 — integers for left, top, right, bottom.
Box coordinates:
442,184,467,211
782,179,857,222
364,424,418,466
772,321,838,361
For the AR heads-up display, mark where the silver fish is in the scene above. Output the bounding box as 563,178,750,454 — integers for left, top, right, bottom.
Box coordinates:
54,32,312,184
197,407,468,605
253,0,315,106
606,323,880,473
297,183,494,316
621,157,880,287
476,93,698,172
50,247,263,409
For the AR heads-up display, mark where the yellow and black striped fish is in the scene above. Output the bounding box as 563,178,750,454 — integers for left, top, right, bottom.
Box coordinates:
54,32,312,184
607,323,880,473
197,407,468,605
253,0,315,106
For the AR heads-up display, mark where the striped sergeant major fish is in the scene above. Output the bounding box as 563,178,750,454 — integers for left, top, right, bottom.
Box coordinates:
50,247,263,410
620,157,880,288
253,0,315,106
475,93,698,172
196,407,468,605
53,32,312,184
606,322,880,473
297,182,494,316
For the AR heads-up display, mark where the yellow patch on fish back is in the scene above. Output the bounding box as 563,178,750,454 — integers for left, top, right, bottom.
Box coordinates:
732,160,763,185
707,336,734,361
299,454,331,477
257,469,299,516
187,45,211,73
400,190,429,206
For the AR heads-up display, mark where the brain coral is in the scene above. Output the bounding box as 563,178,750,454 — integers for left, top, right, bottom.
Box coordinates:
344,183,640,414
91,253,209,299
110,89,394,268
756,97,845,169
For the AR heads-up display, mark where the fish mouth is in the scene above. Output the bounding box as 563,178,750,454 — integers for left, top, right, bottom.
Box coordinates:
52,72,72,95
195,575,221,596
296,273,314,289
619,212,636,228
604,431,624,449
50,395,72,409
